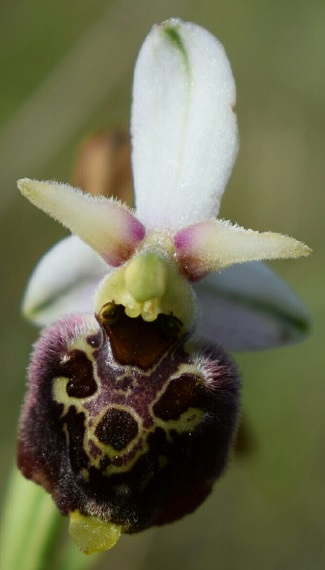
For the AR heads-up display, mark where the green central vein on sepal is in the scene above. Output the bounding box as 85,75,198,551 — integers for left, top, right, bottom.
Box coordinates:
202,284,310,336
162,22,191,76
23,275,93,321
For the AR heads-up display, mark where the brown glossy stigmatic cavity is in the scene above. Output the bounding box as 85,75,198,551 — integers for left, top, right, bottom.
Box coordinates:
98,303,184,369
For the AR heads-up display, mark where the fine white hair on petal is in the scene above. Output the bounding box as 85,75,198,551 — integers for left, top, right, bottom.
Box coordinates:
174,219,311,279
23,235,109,326
18,178,145,266
131,19,238,232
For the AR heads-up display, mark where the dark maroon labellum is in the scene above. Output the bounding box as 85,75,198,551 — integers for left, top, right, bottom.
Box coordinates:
17,310,240,533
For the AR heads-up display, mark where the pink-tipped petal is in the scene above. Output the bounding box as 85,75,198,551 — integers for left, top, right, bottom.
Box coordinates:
194,262,310,351
131,19,238,231
18,178,145,266
175,220,311,280
23,235,109,326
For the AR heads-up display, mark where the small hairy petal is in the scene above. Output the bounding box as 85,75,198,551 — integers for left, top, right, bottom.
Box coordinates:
131,19,238,231
22,236,109,326
175,219,311,279
18,178,145,266
194,262,310,351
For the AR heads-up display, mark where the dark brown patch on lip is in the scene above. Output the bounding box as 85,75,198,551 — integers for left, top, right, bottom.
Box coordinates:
86,331,103,348
153,375,202,421
95,408,139,451
62,350,97,398
63,406,89,474
98,305,184,369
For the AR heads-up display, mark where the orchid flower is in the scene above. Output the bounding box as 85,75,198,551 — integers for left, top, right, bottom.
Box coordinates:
17,19,310,555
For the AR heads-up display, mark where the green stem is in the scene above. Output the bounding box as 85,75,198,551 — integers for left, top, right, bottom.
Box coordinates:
0,468,61,570
0,468,100,570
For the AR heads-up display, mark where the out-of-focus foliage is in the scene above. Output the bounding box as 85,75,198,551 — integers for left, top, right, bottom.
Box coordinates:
1,1,323,569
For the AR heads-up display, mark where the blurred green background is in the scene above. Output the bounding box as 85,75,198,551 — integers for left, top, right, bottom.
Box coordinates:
1,0,324,568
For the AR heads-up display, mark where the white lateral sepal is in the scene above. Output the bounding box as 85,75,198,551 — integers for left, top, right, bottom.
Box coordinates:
194,262,310,351
22,236,108,326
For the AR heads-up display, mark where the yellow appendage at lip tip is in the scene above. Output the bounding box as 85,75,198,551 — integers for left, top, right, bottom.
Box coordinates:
69,511,122,554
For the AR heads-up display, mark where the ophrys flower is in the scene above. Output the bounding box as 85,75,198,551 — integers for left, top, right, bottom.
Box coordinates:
17,19,310,554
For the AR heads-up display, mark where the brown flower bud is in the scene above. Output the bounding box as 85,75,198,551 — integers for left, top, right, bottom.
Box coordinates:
72,130,133,206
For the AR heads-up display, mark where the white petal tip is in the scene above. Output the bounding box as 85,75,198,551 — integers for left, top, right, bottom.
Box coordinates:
293,243,312,257
17,177,36,196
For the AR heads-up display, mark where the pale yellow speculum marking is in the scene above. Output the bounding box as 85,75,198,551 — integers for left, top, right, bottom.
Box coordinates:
53,336,101,415
80,468,90,481
52,374,100,417
170,362,206,379
69,335,98,357
53,343,204,483
154,408,203,441
52,341,148,478
84,404,144,474
149,361,204,413
52,375,145,476
149,363,205,441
